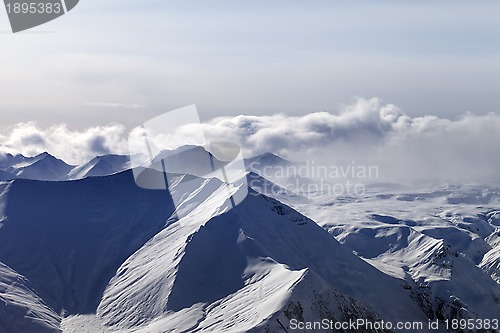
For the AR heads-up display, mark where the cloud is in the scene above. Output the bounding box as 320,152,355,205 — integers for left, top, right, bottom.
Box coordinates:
0,122,128,165
174,97,482,154
1,98,499,182
176,97,500,182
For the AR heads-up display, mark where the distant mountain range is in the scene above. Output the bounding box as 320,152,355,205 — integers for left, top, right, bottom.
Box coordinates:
0,152,130,182
0,152,74,181
0,149,292,182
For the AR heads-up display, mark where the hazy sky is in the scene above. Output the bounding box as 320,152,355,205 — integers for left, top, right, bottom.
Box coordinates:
1,1,499,129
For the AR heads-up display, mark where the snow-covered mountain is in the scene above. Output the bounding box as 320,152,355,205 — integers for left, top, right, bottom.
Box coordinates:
0,153,29,170
0,152,74,181
0,170,16,181
244,152,291,170
95,178,433,332
0,152,131,181
0,150,289,182
0,171,431,332
0,262,60,333
67,154,130,180
480,213,500,284
1,147,232,182
261,180,500,326
0,151,499,332
0,172,175,315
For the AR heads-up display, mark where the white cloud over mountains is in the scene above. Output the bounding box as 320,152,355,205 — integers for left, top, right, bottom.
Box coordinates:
0,123,127,165
1,98,499,182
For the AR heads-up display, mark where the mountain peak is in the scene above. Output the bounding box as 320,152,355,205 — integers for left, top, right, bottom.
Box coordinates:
33,151,50,161
67,154,130,180
245,152,290,169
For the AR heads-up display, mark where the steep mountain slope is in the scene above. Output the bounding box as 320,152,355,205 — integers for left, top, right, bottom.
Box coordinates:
245,154,336,198
0,152,74,181
0,170,16,181
244,152,291,170
0,171,175,316
95,181,430,332
0,262,60,333
481,223,500,283
259,178,500,324
0,154,28,170
1,170,432,332
67,154,130,180
1,159,499,332
341,226,500,320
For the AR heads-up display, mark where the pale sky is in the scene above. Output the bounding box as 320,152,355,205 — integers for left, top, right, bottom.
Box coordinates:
1,0,499,129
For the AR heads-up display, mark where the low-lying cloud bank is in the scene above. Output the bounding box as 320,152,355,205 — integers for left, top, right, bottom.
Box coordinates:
0,123,128,165
1,98,499,182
